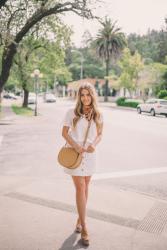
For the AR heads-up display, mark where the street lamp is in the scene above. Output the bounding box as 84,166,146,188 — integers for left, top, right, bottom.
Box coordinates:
71,50,83,79
31,69,43,116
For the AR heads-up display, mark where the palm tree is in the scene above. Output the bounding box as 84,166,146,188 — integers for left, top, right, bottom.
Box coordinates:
95,17,126,101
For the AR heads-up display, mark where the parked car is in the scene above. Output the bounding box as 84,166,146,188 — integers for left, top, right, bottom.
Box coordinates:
45,93,56,103
137,99,167,117
28,93,36,104
3,93,18,100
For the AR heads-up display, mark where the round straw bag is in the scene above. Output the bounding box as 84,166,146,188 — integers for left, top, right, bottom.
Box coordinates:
58,147,82,169
58,116,92,169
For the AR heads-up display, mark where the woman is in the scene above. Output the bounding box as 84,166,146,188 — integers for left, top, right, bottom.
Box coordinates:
62,82,103,246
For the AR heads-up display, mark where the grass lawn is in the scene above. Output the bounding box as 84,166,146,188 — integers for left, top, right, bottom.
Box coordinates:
12,104,34,116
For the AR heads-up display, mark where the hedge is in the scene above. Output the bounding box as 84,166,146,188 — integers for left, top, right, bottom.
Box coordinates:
116,97,139,108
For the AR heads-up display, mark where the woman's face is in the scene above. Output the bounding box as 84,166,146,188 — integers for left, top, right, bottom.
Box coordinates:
80,88,92,106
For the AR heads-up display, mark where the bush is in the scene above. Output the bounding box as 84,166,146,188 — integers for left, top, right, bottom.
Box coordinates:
124,101,139,108
116,97,126,106
116,97,139,108
158,90,167,99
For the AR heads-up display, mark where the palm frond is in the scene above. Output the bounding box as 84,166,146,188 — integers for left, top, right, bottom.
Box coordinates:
95,17,126,62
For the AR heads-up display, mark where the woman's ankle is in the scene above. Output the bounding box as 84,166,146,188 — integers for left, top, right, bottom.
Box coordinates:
81,223,87,230
77,217,81,224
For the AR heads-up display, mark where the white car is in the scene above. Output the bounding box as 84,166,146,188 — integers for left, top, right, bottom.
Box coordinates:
137,99,167,117
3,92,18,100
28,93,36,104
45,93,56,103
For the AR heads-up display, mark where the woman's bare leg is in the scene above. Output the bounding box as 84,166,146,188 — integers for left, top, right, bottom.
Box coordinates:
72,176,87,228
85,176,91,203
74,176,91,226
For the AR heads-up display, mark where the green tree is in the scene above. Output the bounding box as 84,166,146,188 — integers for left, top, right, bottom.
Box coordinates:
137,63,167,98
0,0,94,100
14,38,46,107
95,17,126,101
127,18,167,64
67,47,105,80
118,48,144,97
10,14,72,107
161,71,167,90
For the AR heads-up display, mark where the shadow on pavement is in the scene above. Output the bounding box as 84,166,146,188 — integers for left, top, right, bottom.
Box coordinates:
58,232,88,250
0,122,12,125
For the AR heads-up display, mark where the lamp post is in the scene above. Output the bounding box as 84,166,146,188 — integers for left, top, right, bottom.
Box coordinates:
31,69,43,116
71,50,83,79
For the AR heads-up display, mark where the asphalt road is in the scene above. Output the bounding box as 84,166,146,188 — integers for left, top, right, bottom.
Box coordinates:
0,98,167,200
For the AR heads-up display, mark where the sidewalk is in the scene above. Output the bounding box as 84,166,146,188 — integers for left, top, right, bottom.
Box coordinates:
0,174,167,250
0,99,18,123
99,101,137,112
0,99,166,249
62,97,137,112
62,98,137,112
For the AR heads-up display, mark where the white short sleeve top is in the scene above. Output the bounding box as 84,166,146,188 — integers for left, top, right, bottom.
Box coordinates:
63,108,103,143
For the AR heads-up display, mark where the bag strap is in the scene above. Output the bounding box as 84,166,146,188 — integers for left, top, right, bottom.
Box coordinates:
64,110,93,148
82,109,93,147
82,119,92,147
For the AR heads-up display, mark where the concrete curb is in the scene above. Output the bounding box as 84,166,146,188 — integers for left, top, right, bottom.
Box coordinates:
99,102,137,112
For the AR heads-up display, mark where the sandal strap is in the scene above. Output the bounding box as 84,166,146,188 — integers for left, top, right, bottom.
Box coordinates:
81,229,89,240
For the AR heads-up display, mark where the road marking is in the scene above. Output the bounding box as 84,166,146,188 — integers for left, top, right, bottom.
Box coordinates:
0,136,3,147
6,192,139,229
93,167,167,180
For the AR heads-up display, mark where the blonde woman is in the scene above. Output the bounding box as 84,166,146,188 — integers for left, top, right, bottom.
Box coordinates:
62,82,103,246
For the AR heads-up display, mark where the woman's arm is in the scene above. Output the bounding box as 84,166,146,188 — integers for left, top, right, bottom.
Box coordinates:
86,122,103,153
62,126,86,154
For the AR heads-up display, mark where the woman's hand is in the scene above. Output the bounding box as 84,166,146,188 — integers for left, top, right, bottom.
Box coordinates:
74,144,86,154
86,144,95,153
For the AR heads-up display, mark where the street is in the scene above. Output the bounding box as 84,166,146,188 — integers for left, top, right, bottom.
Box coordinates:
0,99,167,200
0,99,167,250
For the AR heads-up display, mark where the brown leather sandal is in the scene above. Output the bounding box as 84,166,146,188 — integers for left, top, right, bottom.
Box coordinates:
81,228,89,246
75,218,82,233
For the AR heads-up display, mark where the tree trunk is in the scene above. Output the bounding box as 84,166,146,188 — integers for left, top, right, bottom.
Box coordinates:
128,89,132,98
104,59,109,102
22,88,29,108
0,43,17,98
0,92,2,103
123,88,126,97
0,0,8,9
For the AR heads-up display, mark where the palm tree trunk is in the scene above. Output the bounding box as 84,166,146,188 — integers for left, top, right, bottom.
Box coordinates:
104,59,109,102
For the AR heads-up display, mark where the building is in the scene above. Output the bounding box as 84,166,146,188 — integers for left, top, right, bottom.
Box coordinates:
67,78,113,99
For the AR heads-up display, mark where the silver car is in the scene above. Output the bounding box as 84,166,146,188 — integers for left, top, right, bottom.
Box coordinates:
28,93,36,104
137,99,167,117
45,93,56,103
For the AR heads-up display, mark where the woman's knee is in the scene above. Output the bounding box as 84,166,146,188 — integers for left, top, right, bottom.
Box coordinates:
85,176,91,188
73,177,86,193
77,182,86,193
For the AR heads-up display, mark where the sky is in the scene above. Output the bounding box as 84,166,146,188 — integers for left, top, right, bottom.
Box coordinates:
63,0,167,47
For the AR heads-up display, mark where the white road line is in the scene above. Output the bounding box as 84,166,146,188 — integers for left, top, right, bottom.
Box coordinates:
0,136,4,147
93,167,167,180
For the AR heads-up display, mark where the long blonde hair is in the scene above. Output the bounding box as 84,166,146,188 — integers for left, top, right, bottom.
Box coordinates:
73,82,101,129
